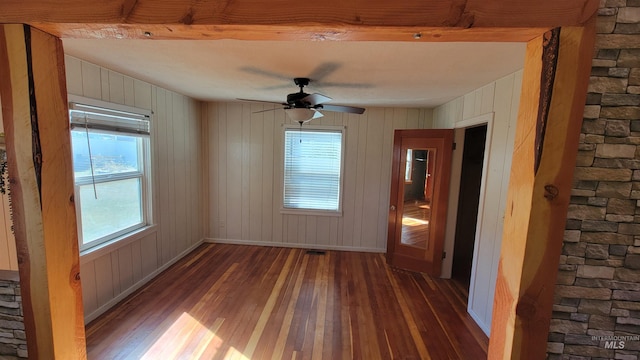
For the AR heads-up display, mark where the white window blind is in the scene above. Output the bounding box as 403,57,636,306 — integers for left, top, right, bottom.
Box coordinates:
69,102,150,136
283,128,343,212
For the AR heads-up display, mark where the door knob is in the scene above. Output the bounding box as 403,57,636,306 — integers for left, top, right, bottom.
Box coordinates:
390,205,396,211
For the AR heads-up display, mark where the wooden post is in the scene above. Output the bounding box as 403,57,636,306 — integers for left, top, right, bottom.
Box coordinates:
488,19,596,359
0,24,86,359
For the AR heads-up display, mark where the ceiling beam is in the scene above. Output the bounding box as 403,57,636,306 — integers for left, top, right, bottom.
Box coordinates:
28,24,551,42
0,0,599,41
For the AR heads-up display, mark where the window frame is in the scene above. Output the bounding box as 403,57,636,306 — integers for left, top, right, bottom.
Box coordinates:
404,148,413,184
281,124,346,217
68,95,153,252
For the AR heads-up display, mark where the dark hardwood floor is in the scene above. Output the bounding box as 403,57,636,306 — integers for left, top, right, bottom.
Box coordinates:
86,244,488,359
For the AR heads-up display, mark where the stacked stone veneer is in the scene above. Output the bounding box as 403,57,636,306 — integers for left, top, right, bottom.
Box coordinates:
548,1,640,359
0,273,26,359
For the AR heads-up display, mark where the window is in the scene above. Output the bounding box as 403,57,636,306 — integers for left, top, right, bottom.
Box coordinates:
405,149,413,183
69,100,152,251
283,126,344,214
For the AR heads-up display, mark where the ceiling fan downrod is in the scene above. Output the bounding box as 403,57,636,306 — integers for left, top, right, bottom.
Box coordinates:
293,77,310,92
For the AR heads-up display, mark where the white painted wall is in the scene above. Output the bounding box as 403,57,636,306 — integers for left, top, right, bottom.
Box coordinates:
205,104,432,252
65,56,206,323
433,70,523,335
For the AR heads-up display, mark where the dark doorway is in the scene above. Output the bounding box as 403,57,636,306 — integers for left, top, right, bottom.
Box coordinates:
452,124,487,291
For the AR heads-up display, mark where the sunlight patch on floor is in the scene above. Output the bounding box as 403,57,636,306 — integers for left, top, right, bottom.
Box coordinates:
141,312,241,359
402,217,429,226
225,347,251,359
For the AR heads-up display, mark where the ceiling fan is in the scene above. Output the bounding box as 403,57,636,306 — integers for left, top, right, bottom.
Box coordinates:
238,78,366,125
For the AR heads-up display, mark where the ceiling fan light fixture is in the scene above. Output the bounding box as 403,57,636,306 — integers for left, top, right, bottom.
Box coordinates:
241,77,365,119
285,108,323,123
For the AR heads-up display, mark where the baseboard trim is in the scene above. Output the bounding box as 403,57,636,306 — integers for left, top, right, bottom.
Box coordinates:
84,238,205,324
468,307,491,336
205,238,385,254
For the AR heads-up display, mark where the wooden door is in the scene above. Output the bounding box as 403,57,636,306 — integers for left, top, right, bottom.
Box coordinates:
386,129,454,276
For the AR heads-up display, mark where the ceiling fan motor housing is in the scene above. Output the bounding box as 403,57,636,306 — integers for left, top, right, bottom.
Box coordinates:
287,92,311,107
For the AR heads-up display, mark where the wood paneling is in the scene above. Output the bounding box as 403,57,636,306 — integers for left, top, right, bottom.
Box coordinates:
0,190,17,271
206,103,432,252
64,55,205,323
432,70,523,334
85,243,488,359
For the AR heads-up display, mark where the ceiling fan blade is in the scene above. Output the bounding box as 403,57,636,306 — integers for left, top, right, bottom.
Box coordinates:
237,98,287,106
252,108,283,114
301,93,332,106
314,81,374,89
308,62,341,82
239,67,290,81
261,84,295,91
319,104,366,114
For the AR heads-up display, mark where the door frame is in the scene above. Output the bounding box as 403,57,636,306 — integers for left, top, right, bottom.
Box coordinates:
442,112,494,281
387,129,454,276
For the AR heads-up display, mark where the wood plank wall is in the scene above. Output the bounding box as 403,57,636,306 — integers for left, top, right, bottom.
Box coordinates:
205,104,432,252
64,56,205,323
0,96,18,271
432,70,523,334
0,190,16,271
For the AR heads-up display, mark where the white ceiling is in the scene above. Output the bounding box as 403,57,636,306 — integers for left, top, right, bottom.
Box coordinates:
62,39,526,108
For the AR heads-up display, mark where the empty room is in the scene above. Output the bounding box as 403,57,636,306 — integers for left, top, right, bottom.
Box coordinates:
2,1,634,359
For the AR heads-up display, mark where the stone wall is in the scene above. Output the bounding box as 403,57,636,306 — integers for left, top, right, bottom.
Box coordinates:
548,1,640,358
0,271,26,359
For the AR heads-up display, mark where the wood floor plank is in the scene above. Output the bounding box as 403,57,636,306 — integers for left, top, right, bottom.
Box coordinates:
383,266,432,360
270,254,309,360
86,244,488,359
311,252,328,360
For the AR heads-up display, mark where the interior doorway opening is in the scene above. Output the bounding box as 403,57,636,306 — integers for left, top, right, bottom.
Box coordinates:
452,124,488,295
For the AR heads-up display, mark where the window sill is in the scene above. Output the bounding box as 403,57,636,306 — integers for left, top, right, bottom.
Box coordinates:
79,224,157,264
280,208,342,217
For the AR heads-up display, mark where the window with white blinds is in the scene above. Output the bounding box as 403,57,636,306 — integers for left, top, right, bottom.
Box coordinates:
69,98,152,251
283,127,344,214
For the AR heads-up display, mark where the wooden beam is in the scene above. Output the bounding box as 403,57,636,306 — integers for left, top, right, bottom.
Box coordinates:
0,24,86,359
28,24,550,42
0,0,599,41
488,18,596,360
